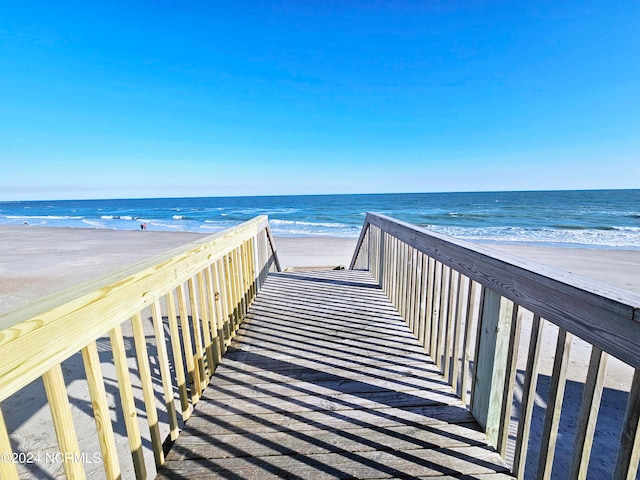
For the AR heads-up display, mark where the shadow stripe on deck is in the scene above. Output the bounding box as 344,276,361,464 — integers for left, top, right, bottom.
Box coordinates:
157,270,511,479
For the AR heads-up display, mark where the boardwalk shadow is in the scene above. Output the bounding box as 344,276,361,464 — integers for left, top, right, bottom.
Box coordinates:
160,348,506,479
158,270,510,479
506,371,631,480
269,271,382,289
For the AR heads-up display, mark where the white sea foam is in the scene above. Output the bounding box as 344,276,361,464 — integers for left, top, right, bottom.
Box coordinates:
81,219,109,229
100,215,135,221
427,225,640,249
199,224,229,232
147,222,184,231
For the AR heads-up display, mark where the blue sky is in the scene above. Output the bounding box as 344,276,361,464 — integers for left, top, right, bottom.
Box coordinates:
1,1,638,200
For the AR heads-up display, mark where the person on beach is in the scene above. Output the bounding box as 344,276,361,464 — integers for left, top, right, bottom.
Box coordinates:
140,223,147,230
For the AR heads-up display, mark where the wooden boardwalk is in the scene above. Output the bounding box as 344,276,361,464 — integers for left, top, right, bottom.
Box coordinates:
157,269,512,479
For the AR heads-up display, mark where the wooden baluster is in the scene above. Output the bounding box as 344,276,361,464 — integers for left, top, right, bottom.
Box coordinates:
81,341,121,479
255,231,265,286
234,246,245,324
408,246,415,329
43,364,86,479
247,237,257,305
196,271,215,379
131,312,164,469
368,226,376,279
204,265,222,366
392,237,399,307
401,242,409,322
377,230,382,289
177,284,200,404
614,369,640,480
444,269,458,383
223,254,236,337
450,274,469,397
150,300,180,442
398,240,403,314
417,253,428,348
469,283,486,410
109,324,147,479
513,315,544,479
219,257,232,345
497,304,522,458
383,232,389,293
238,244,246,313
213,260,229,351
460,279,476,405
187,278,207,390
250,235,261,294
165,291,191,420
387,232,394,297
404,244,412,325
423,256,436,352
232,248,241,329
569,346,609,480
430,261,443,363
411,250,423,337
401,243,409,322
241,241,251,315
245,241,253,307
437,265,451,372
0,405,19,480
382,232,390,294
538,328,573,479
226,250,238,334
387,236,394,302
376,227,382,283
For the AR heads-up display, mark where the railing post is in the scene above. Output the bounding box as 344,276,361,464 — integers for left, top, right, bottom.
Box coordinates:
471,288,514,448
378,231,385,288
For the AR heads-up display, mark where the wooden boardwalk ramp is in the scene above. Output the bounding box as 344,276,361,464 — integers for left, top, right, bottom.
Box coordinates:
157,269,512,479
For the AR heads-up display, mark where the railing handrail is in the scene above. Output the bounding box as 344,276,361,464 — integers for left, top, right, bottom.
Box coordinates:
351,212,640,369
0,215,279,402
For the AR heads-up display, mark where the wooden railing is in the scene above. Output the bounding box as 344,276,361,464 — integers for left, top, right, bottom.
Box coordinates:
351,213,640,480
0,216,280,479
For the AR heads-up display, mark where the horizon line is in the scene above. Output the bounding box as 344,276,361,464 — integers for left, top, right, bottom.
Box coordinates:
1,187,638,203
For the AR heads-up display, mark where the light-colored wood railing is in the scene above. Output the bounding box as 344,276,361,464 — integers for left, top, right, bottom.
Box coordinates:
0,216,280,480
351,213,640,480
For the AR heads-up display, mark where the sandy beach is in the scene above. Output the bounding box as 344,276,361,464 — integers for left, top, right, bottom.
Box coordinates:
2,226,637,315
1,225,639,478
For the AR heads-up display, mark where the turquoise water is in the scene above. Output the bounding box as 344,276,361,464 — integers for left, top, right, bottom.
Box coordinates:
1,190,638,248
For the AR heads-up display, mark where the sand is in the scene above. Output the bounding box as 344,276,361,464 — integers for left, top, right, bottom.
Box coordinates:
1,225,639,478
489,243,640,293
2,227,637,315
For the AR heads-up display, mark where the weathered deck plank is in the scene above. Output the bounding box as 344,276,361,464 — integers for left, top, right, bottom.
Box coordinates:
157,270,511,479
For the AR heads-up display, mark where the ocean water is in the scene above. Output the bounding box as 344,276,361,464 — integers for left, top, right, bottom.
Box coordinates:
0,190,638,249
